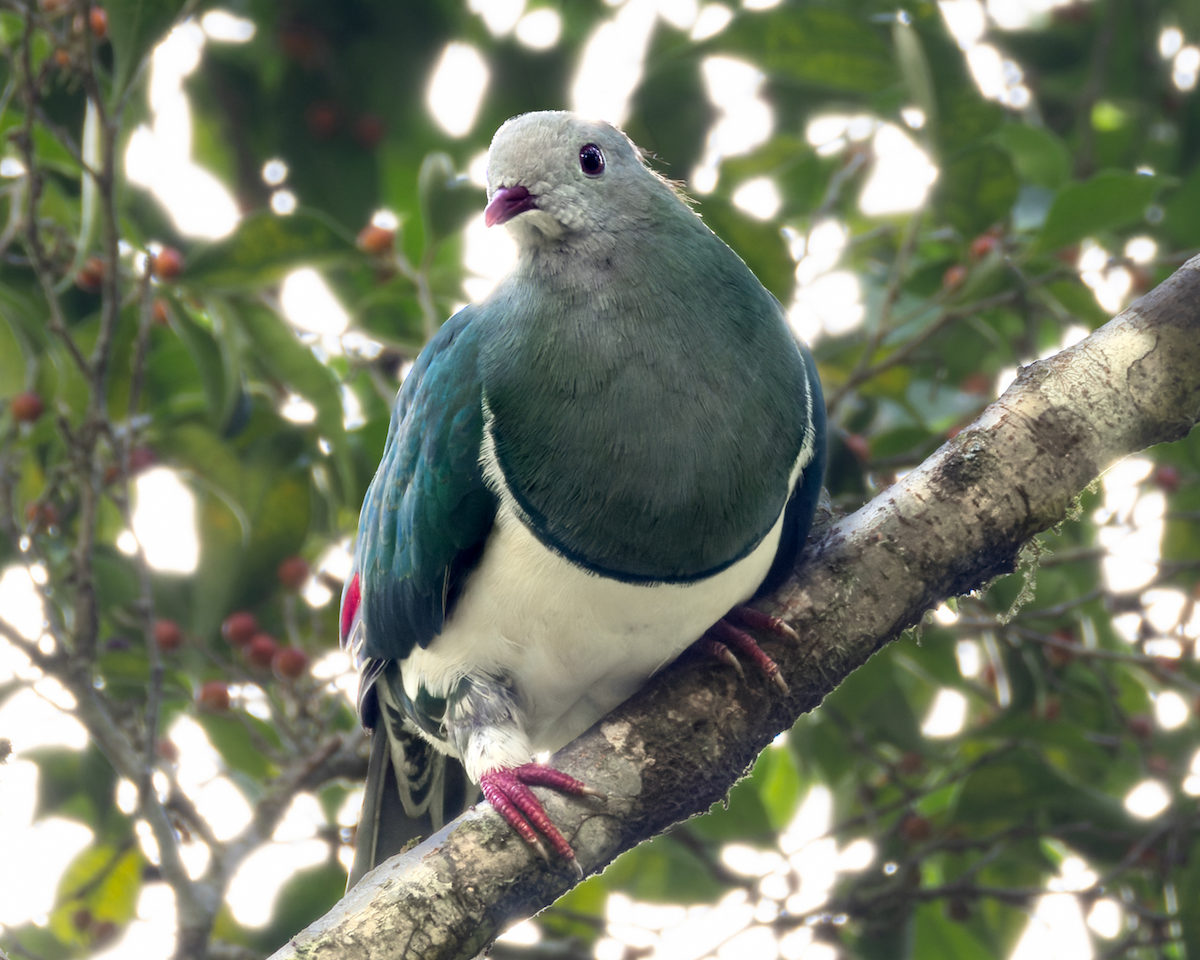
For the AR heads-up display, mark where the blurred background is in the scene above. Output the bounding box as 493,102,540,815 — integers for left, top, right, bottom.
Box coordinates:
2,0,1200,958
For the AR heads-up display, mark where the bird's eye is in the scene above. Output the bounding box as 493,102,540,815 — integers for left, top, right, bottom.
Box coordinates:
579,143,605,177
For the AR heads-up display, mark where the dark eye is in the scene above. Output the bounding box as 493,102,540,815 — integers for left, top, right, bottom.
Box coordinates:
579,143,605,176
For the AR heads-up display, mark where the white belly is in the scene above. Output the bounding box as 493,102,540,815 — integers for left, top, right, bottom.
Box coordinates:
401,499,787,780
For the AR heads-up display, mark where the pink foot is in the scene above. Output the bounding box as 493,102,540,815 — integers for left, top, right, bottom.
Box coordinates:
479,763,600,876
699,606,796,695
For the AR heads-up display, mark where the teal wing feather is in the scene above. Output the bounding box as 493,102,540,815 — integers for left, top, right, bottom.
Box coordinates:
351,304,496,667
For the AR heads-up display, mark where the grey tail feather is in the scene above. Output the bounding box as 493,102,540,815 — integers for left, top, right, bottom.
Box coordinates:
347,723,477,890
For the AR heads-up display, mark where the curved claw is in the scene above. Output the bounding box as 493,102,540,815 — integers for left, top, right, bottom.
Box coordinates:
479,763,597,876
702,617,790,695
727,605,800,642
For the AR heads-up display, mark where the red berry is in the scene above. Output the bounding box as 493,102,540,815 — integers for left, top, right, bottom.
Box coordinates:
24,501,59,530
279,26,323,66
896,751,923,777
942,264,967,290
844,433,870,464
154,619,183,652
354,114,385,150
93,921,118,947
152,298,170,325
156,738,179,763
1052,2,1091,24
899,813,932,842
305,100,341,139
76,256,105,293
128,446,157,474
221,611,258,648
1128,714,1154,738
246,633,279,669
356,224,395,255
960,373,991,396
150,246,184,280
1153,465,1181,494
277,556,310,591
54,48,71,68
197,680,231,711
969,234,999,260
272,646,310,680
89,6,107,39
10,392,44,423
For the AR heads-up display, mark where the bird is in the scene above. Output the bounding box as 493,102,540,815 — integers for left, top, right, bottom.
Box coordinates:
341,110,826,887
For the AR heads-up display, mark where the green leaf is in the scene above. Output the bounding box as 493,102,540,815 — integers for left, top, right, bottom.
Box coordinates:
911,902,993,960
1179,837,1200,959
252,862,347,954
992,124,1071,190
105,0,188,101
1163,161,1200,248
182,210,356,290
171,303,242,431
233,303,354,494
49,844,144,946
755,744,803,831
26,745,117,827
710,7,897,93
601,833,726,903
1034,171,1159,254
418,153,482,250
894,19,937,138
195,711,279,781
936,145,1019,237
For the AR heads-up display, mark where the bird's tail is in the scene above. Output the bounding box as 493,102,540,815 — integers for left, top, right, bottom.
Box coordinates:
347,720,477,889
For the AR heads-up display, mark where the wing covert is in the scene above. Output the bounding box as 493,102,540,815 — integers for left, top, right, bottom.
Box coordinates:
350,305,496,664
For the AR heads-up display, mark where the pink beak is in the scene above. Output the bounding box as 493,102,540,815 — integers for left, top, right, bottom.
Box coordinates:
484,184,537,227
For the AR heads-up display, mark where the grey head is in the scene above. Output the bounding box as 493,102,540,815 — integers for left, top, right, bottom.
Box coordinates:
484,111,686,250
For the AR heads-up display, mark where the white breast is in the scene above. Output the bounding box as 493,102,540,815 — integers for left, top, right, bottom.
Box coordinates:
401,493,789,780
400,391,814,782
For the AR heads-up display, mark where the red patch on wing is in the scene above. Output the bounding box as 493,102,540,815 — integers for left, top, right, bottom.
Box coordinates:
340,572,361,642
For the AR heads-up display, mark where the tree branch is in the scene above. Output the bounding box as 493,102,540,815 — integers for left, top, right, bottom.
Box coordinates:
267,255,1200,960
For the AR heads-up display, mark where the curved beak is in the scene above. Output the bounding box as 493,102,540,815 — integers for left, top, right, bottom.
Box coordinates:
484,184,538,227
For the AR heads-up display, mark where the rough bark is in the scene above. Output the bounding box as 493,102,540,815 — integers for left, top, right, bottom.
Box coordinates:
268,255,1200,960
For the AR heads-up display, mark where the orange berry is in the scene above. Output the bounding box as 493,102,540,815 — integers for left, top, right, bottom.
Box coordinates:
899,813,932,842
152,298,170,325
150,246,183,280
277,556,310,591
246,633,279,669
10,391,44,423
197,680,231,711
969,234,999,260
272,646,310,680
154,619,183,652
1153,464,1181,494
76,256,106,293
356,224,395,255
942,264,967,289
89,6,107,39
221,611,258,648
354,114,385,150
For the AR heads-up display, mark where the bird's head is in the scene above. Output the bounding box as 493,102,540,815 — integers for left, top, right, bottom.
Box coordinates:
484,111,668,247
